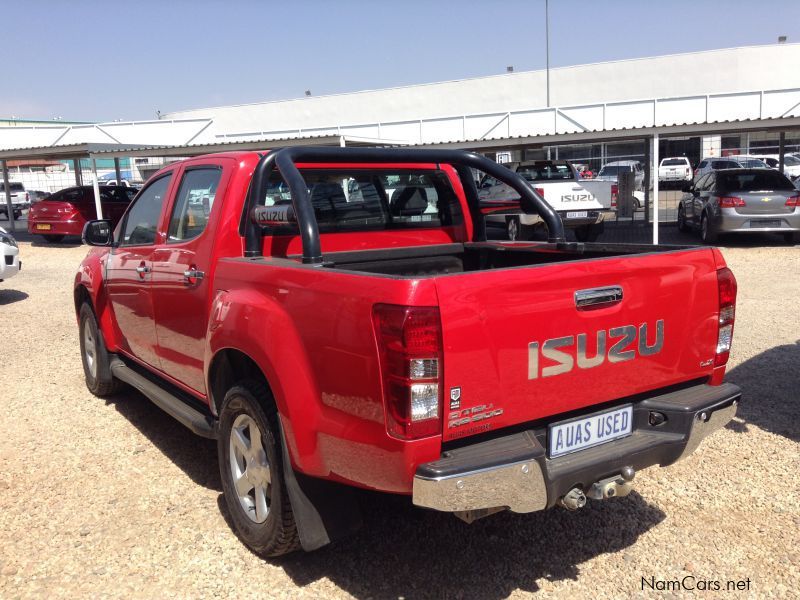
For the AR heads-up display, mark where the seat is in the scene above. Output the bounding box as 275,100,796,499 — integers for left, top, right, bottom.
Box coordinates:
390,186,428,217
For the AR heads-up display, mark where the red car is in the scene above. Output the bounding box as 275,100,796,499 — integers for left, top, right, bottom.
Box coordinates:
28,185,137,243
75,148,740,557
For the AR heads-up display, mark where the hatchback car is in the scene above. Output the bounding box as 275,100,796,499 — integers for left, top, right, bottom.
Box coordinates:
596,160,644,190
677,168,799,244
692,158,743,181
27,185,137,243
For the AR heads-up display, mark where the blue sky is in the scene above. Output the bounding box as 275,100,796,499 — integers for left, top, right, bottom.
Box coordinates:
4,0,799,121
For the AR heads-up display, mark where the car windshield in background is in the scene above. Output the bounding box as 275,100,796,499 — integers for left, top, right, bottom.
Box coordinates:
516,164,573,181
784,155,800,166
260,168,462,234
598,165,630,176
662,159,687,166
717,170,795,192
711,160,741,169
4,183,25,192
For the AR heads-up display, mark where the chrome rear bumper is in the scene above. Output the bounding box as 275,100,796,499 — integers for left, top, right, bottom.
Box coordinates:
413,382,740,514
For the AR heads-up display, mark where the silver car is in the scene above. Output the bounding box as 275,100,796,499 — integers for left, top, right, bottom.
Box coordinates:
595,160,644,191
677,168,799,244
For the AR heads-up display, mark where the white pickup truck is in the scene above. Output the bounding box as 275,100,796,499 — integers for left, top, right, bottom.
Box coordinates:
479,160,614,241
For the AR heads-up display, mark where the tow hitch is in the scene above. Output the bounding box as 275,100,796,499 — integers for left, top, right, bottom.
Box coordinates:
559,466,636,509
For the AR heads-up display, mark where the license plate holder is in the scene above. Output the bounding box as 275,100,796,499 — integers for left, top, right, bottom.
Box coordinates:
36,224,51,231
750,219,780,228
566,211,588,219
549,404,633,458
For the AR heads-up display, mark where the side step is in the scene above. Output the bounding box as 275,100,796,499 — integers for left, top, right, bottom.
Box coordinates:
110,358,217,439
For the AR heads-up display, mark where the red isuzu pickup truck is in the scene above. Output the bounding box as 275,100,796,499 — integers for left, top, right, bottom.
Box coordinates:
75,147,740,556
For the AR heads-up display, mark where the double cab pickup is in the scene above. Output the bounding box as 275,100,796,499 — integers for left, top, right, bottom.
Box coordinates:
75,147,741,556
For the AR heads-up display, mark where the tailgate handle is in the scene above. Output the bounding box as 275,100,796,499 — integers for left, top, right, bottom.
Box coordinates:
575,286,623,309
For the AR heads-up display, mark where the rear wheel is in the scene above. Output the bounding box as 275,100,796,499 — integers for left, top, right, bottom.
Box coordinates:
700,213,717,244
218,379,301,557
79,303,124,397
42,235,65,243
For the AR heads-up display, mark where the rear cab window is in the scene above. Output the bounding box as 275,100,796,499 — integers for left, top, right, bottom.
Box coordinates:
257,168,463,235
717,171,795,192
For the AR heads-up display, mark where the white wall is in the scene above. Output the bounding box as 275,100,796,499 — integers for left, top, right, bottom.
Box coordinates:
164,44,800,137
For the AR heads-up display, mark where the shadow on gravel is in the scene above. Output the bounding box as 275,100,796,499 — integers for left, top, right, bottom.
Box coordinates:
0,289,28,305
106,388,220,491
279,490,665,598
725,340,800,443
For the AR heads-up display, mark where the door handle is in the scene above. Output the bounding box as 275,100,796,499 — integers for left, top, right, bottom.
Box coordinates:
183,267,205,284
136,264,151,275
575,286,623,310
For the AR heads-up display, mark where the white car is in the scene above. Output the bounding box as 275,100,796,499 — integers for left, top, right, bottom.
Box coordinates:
0,227,20,282
0,182,31,220
479,160,612,242
658,157,692,183
753,154,800,179
595,160,645,191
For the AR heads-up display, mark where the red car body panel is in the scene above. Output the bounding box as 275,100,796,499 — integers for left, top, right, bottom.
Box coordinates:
29,186,134,236
75,150,734,495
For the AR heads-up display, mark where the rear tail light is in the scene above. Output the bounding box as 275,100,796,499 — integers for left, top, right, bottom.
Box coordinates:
719,196,745,208
786,195,800,207
372,304,443,439
714,267,737,367
534,187,545,198
25,192,29,201
693,168,698,178
611,184,618,208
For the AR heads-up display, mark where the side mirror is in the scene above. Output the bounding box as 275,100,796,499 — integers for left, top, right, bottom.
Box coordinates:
82,219,114,246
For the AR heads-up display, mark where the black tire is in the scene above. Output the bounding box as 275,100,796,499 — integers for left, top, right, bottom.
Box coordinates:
43,235,65,243
700,213,717,244
218,379,301,558
506,216,533,241
677,205,690,232
78,302,124,397
574,222,604,243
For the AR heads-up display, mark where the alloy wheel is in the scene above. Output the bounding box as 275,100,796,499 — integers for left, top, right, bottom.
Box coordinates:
229,413,271,523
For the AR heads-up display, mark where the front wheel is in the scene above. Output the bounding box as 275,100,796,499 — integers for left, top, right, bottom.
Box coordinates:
506,216,534,241
677,206,690,232
79,303,124,397
218,380,301,557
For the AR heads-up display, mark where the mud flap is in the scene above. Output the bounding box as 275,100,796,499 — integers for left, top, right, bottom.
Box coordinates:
278,423,363,551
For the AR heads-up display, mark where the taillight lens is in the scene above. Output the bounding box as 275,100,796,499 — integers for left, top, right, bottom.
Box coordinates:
786,195,800,207
715,267,737,367
719,196,745,208
534,187,545,198
372,304,443,439
611,184,618,208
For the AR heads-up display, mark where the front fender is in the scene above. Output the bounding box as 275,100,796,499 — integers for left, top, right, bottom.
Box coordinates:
74,248,120,350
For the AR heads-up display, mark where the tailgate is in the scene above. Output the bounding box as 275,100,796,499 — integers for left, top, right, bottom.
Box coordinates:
434,248,721,442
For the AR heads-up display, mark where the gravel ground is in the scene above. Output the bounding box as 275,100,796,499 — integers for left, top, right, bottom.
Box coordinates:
0,234,798,599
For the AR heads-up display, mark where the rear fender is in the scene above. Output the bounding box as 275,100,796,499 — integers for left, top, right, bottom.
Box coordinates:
206,288,323,475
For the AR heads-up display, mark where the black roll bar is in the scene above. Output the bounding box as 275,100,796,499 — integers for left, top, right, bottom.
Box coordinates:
244,146,566,263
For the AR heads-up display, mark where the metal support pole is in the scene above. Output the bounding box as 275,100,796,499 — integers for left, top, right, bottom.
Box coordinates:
91,159,103,220
73,159,82,186
643,137,651,225
2,160,16,232
778,131,786,174
545,0,550,107
114,157,123,185
652,134,659,245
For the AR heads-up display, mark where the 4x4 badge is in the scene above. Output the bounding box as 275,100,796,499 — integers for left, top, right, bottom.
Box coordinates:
450,387,461,410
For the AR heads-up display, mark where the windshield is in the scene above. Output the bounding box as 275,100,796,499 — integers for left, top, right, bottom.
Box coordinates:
717,171,795,192
516,163,574,181
661,159,687,166
784,155,800,166
737,158,767,168
711,160,741,169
